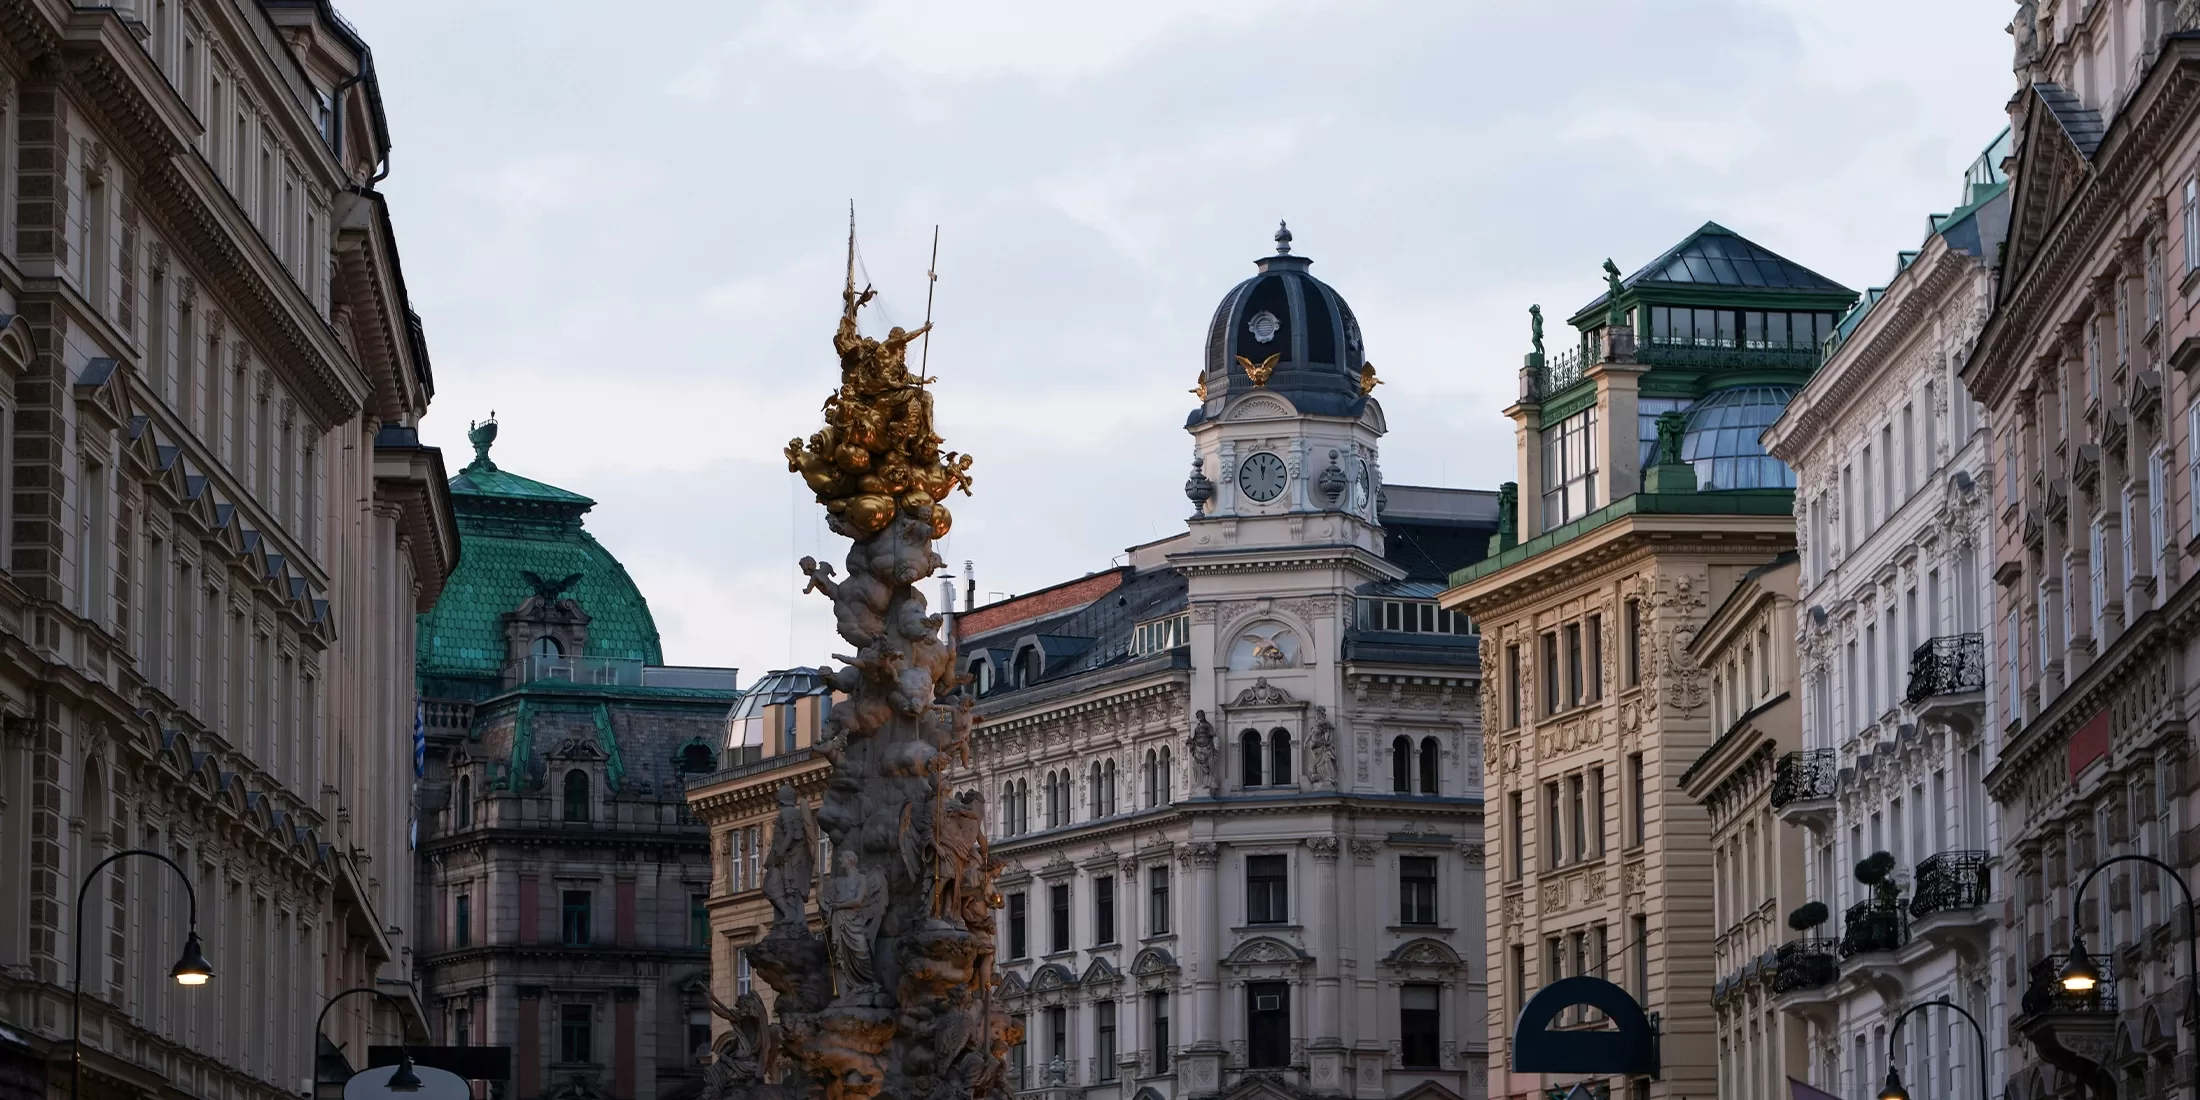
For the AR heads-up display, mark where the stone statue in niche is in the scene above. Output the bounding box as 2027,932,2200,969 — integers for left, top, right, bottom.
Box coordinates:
1189,711,1218,795
1305,706,1338,787
822,848,889,1005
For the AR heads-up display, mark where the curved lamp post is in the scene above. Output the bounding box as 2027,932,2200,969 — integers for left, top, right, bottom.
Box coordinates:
72,849,213,1100
312,987,423,1096
1874,995,1988,1100
2056,853,2200,1100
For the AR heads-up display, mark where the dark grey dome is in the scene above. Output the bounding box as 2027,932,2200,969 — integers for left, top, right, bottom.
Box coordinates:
1188,222,1371,426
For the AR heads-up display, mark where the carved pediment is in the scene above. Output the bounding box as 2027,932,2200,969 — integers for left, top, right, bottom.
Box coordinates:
1030,963,1076,991
547,737,606,762
1223,936,1308,967
996,970,1029,997
1382,937,1465,972
1231,677,1294,707
1131,947,1179,976
1079,957,1121,986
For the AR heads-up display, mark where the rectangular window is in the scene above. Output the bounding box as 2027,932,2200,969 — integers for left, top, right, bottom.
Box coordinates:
1505,643,1522,727
2185,178,2199,273
1399,984,1440,1068
1587,613,1604,701
1094,875,1116,946
561,891,591,947
2190,405,2200,539
1049,883,1071,953
1510,943,1526,1013
1047,1006,1066,1065
1880,426,1895,516
1841,465,1855,548
1095,1000,1117,1081
1399,856,1437,926
453,893,471,950
690,893,708,950
1568,772,1586,863
1628,752,1646,846
1148,992,1170,1074
1507,790,1524,882
1246,982,1290,1068
1148,866,1170,935
1861,444,1875,527
1544,780,1563,868
2150,448,2168,581
1011,1013,1028,1086
1901,403,1915,499
1007,892,1028,960
2091,518,2110,642
456,1008,475,1048
558,1004,591,1064
1633,914,1650,1002
1246,854,1288,924
1625,599,1642,686
736,948,751,995
1540,632,1559,715
1589,766,1607,856
1564,622,1583,708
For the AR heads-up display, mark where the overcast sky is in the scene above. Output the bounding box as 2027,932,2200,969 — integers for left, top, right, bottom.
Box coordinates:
363,0,2018,683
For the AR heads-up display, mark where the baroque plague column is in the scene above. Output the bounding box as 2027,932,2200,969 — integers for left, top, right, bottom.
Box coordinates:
738,271,1015,1100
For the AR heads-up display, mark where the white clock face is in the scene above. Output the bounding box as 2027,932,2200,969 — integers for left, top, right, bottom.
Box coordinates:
1238,452,1288,502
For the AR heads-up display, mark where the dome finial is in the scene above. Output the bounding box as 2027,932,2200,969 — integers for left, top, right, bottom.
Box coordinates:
1274,220,1293,255
466,411,500,472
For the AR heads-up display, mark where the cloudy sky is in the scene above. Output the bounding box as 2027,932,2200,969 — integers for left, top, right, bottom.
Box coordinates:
363,0,2018,682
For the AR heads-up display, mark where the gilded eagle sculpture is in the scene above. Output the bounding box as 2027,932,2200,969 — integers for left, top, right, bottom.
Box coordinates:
746,232,1014,1100
1236,352,1280,387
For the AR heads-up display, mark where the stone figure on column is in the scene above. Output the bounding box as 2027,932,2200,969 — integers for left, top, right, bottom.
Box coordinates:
763,784,816,931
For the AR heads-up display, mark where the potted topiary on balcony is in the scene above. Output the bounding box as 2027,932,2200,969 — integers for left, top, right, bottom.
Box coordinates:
1779,902,1836,989
1787,901,1829,933
1849,851,1906,952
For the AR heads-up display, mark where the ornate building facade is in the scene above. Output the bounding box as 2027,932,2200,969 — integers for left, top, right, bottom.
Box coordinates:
0,4,456,1100
415,421,738,1100
1967,3,2200,1096
950,228,1494,1100
1758,137,2006,1100
1675,554,1804,1100
1443,224,1854,1100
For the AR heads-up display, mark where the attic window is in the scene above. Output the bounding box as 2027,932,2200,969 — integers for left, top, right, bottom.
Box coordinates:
969,659,994,697
1015,646,1042,688
678,744,716,775
533,635,563,660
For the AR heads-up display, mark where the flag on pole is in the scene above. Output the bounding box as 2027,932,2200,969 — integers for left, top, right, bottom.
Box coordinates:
1789,1077,1843,1100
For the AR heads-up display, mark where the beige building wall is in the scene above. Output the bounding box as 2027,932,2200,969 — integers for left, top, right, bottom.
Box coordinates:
1678,556,1807,1100
0,5,453,1100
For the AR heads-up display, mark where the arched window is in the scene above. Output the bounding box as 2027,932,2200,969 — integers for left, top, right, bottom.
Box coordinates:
533,635,563,659
1419,738,1441,795
457,775,473,827
1104,760,1117,815
1001,784,1015,835
1270,728,1293,787
1392,736,1413,793
679,744,717,774
1016,778,1029,834
562,769,590,823
1160,747,1172,803
1241,730,1264,788
1090,763,1103,819
1144,750,1158,809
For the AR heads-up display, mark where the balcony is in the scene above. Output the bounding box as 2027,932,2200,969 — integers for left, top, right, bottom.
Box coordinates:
1772,939,1837,994
2017,952,2124,1085
1908,850,1993,957
1525,347,1586,401
1906,633,1986,732
1771,749,1837,831
1838,900,1908,959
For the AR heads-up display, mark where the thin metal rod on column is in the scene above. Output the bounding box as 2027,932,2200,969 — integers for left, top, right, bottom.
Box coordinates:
1885,995,1989,1100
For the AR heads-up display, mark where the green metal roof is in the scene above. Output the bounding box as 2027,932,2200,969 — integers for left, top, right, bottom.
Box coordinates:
416,419,664,696
1570,222,1855,325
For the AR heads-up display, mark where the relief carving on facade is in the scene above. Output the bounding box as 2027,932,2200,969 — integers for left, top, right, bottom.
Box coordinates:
1540,878,1565,914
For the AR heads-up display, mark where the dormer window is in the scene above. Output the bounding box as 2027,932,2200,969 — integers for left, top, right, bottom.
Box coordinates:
969,658,994,697
533,635,563,660
1015,646,1043,688
562,769,590,823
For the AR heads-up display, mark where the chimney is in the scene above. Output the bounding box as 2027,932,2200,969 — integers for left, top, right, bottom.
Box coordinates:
965,561,976,611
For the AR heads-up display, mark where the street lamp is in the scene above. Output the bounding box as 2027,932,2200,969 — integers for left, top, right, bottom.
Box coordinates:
72,849,213,1100
1874,995,1989,1100
313,987,426,1096
2058,853,2200,1100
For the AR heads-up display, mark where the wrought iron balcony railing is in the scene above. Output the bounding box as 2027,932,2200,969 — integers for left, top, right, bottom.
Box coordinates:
1838,900,1909,958
1771,938,1838,994
1770,749,1837,808
1905,633,1986,705
2022,954,2118,1016
1909,851,1991,918
1526,347,1586,401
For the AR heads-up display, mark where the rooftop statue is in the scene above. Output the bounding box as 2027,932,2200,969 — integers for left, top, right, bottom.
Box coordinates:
754,235,1018,1100
1529,304,1544,358
1602,259,1626,329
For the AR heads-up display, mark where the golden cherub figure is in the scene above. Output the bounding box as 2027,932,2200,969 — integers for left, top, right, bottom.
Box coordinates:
1191,375,1208,401
1236,353,1280,387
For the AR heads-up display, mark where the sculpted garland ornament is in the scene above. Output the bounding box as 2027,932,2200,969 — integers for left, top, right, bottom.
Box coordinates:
739,263,1016,1100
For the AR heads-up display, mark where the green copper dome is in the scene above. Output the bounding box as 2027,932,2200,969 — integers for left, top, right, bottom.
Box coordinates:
416,417,664,698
